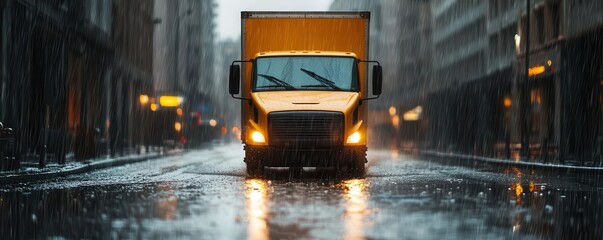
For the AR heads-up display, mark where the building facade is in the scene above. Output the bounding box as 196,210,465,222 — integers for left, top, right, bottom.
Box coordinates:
153,0,215,100
0,0,161,165
425,0,490,154
1,0,113,162
111,0,156,156
424,0,603,164
512,0,603,164
329,0,602,164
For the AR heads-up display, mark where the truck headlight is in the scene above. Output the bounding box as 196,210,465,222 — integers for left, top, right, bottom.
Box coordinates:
251,131,265,143
346,131,361,144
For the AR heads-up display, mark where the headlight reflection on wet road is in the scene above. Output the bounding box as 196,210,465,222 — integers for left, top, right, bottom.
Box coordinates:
154,182,178,220
245,179,269,240
341,178,371,240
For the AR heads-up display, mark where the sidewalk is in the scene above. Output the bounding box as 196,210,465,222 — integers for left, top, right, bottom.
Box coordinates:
418,150,603,174
0,149,183,185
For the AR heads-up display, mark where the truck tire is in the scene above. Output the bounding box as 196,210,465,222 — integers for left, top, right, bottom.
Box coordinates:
246,161,264,177
244,145,264,177
348,150,366,178
338,147,366,179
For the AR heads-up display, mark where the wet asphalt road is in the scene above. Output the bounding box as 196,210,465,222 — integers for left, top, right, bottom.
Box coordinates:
2,144,603,239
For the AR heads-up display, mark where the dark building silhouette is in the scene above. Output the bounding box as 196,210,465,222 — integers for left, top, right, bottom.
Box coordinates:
0,0,158,163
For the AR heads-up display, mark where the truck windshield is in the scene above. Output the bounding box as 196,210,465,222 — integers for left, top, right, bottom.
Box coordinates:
253,56,357,92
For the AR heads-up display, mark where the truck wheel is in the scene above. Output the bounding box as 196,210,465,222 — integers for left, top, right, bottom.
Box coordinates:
246,160,264,177
339,148,366,179
348,157,365,178
244,145,264,177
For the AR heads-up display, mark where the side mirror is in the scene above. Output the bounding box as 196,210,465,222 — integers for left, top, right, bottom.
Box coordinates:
372,65,382,96
229,65,240,95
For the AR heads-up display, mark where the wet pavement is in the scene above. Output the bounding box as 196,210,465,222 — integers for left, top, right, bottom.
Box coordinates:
1,144,603,239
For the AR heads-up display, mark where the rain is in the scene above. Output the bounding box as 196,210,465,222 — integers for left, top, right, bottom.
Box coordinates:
1,0,603,239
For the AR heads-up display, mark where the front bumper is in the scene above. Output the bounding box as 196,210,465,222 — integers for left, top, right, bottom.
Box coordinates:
245,145,366,167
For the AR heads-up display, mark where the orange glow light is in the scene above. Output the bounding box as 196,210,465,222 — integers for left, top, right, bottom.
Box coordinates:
391,115,400,128
251,131,265,143
514,183,523,198
176,108,183,116
231,127,240,134
388,106,397,116
529,181,536,192
528,65,545,77
159,96,182,107
150,103,158,111
503,97,512,108
346,131,361,144
139,94,149,105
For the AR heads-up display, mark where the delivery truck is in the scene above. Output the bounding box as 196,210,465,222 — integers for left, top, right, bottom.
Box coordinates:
229,11,382,177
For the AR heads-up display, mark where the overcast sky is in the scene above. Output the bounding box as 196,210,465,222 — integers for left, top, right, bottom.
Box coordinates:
215,0,334,40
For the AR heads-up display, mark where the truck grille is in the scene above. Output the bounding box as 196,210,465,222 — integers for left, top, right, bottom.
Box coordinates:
268,111,343,147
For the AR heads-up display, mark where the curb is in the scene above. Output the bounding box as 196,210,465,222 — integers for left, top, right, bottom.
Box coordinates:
0,150,183,185
419,150,603,174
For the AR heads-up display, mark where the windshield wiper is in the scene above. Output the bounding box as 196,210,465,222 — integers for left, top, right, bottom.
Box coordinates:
299,68,341,90
300,84,331,88
257,74,296,90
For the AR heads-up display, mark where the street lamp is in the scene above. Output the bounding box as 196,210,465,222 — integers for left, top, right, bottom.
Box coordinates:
138,94,151,154
520,0,531,160
139,94,149,105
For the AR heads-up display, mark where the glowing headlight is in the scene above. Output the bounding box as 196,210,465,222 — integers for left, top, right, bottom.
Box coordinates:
346,131,361,144
251,131,265,143
174,122,182,132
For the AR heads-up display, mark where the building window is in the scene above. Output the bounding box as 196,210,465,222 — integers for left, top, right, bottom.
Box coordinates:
519,16,527,52
503,26,515,60
535,7,545,46
549,1,561,41
530,88,543,135
531,88,542,106
489,35,497,64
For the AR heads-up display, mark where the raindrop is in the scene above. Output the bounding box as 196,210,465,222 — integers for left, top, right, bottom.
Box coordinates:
545,205,553,214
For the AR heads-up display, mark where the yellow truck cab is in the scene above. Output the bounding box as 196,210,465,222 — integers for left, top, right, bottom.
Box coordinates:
229,12,382,177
